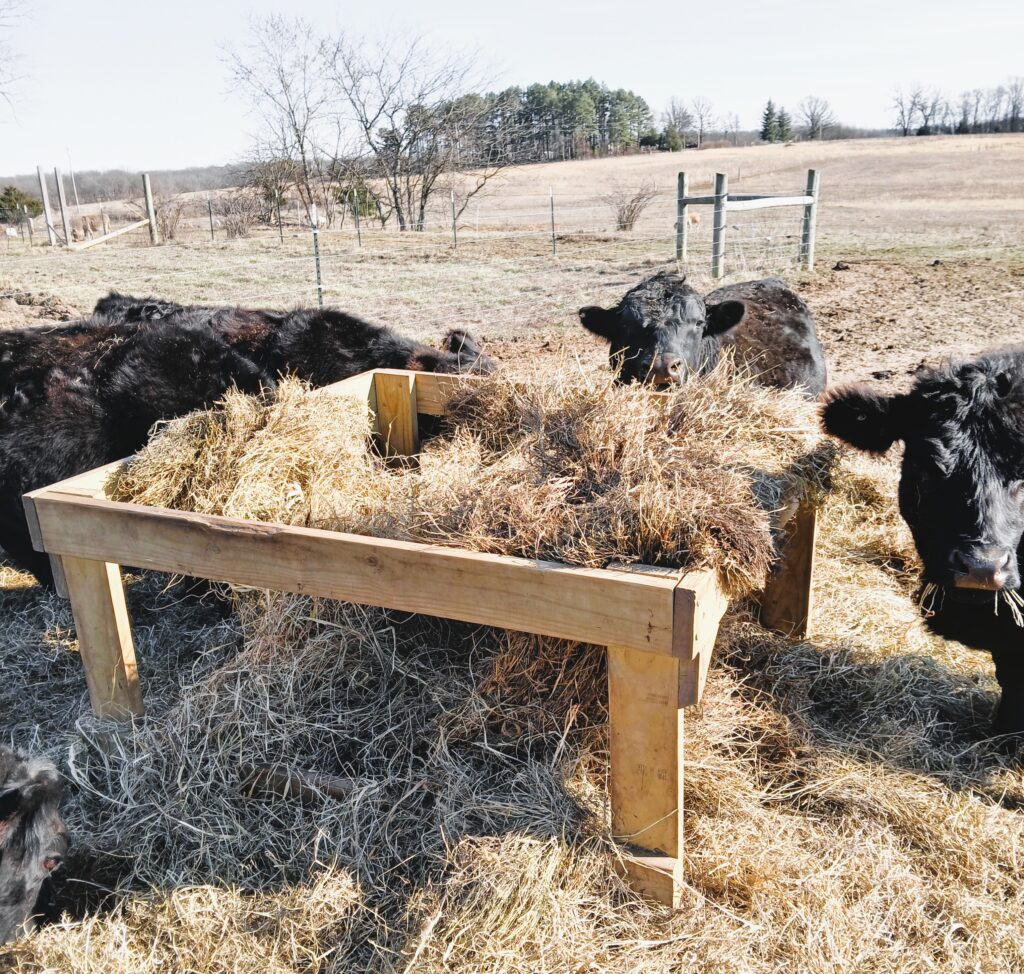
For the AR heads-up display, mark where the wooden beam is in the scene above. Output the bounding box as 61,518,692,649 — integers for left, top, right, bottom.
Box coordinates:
61,555,143,719
608,646,688,907
373,370,419,457
759,496,818,639
28,493,680,657
68,219,148,252
725,195,814,212
674,571,728,706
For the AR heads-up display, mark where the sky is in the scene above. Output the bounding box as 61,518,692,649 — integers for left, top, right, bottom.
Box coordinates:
1,0,1021,174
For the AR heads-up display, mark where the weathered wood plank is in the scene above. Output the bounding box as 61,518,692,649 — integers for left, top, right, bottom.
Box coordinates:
61,555,143,718
373,370,419,457
29,493,680,656
673,571,728,706
68,219,148,252
759,497,818,639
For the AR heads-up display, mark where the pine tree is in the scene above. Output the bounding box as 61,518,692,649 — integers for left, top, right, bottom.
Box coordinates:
760,99,778,142
776,107,793,142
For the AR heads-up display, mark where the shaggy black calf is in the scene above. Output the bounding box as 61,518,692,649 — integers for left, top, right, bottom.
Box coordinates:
2,297,495,585
0,316,273,584
92,292,497,382
578,272,826,396
1,746,66,944
822,347,1024,737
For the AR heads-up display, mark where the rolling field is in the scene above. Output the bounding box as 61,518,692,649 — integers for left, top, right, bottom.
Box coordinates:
3,134,1024,972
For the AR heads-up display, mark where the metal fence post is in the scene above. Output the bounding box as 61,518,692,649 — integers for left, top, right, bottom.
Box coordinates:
142,173,159,245
549,187,556,257
675,171,689,261
711,171,728,280
276,190,284,244
351,192,362,247
311,204,323,308
800,169,821,271
54,167,72,245
208,198,215,242
450,190,458,248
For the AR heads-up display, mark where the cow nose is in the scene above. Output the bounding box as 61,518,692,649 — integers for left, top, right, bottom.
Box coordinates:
42,854,63,873
949,546,1015,590
651,355,683,385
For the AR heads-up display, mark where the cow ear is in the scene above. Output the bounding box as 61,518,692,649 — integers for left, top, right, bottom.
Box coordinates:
821,385,906,453
578,306,621,343
704,300,746,337
442,329,481,359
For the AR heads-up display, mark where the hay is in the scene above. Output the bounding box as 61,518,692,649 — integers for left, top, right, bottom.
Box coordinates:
5,369,1024,972
111,364,833,597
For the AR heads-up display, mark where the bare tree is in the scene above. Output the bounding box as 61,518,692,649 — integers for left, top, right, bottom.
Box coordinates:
1007,77,1024,132
917,88,944,134
892,85,918,136
225,16,339,227
798,96,836,140
0,0,24,108
725,112,742,146
987,85,1006,131
689,96,715,149
217,189,263,238
603,181,658,231
322,35,511,231
662,97,693,144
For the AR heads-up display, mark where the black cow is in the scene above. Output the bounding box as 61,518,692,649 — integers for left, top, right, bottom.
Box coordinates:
1,299,495,586
0,746,66,944
578,272,826,397
92,292,496,382
822,347,1024,738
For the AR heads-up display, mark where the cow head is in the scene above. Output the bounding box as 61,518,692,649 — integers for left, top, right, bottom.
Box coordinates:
0,748,67,944
822,355,1024,595
408,330,497,375
578,273,746,385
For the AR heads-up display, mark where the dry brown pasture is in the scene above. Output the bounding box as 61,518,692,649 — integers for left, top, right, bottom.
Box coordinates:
2,134,1024,973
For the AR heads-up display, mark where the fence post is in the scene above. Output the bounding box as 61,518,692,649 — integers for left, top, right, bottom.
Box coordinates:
800,168,820,271
549,187,556,257
311,204,323,308
23,205,33,245
207,198,215,242
54,168,72,245
351,192,362,247
450,190,457,248
711,171,728,280
675,171,689,261
36,167,56,246
276,190,284,244
142,173,159,245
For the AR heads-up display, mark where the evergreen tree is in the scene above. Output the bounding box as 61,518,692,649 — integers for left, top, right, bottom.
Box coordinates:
760,99,778,142
0,185,43,219
776,107,793,142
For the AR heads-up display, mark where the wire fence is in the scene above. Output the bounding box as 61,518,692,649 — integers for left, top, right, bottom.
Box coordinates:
0,179,816,341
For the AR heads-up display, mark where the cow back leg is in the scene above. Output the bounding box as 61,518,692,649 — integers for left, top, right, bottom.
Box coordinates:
990,648,1024,739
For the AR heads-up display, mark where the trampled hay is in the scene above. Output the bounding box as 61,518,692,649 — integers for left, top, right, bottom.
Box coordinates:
4,368,1024,972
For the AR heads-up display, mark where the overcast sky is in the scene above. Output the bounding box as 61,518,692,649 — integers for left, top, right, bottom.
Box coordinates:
1,0,1021,173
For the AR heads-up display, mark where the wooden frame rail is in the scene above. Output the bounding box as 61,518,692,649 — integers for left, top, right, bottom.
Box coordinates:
22,368,817,908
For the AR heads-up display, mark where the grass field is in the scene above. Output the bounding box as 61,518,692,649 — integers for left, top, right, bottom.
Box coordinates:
2,133,1024,972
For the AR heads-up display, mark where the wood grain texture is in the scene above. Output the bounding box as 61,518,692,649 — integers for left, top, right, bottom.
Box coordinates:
61,555,143,718
759,496,818,639
30,493,680,656
373,370,419,457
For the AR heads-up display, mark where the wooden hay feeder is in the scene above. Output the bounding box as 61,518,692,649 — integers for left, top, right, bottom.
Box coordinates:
23,368,817,908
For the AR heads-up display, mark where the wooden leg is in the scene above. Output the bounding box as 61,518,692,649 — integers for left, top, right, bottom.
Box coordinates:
608,646,695,907
373,371,419,459
759,498,818,639
61,555,143,719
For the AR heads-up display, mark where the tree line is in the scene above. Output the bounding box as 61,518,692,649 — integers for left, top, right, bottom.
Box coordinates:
892,79,1023,135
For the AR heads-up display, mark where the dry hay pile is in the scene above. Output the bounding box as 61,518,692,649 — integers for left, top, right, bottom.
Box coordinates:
4,368,1024,973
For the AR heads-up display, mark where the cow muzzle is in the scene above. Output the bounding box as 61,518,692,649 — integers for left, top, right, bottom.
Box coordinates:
949,545,1019,591
649,355,683,385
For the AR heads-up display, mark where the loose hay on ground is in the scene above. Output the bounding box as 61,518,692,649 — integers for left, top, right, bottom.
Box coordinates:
5,368,1024,972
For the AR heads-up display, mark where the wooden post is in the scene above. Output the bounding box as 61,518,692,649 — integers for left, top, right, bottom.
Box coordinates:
800,169,820,271
608,571,727,907
207,198,215,242
549,187,556,256
276,190,284,243
142,173,159,245
675,172,689,261
23,205,33,245
61,556,143,719
450,189,457,248
759,497,818,639
373,371,419,459
352,191,362,247
711,171,727,280
53,167,72,245
310,204,323,309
